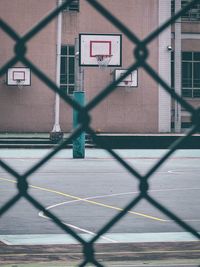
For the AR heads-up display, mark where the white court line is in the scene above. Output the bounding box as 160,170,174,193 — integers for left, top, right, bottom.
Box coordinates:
1,177,199,238
39,214,117,243
38,186,200,235
39,204,117,243
39,186,200,215
168,170,200,174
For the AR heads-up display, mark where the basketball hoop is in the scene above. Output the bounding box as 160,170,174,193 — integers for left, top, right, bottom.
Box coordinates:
124,80,132,87
16,79,25,89
95,54,113,69
124,80,133,92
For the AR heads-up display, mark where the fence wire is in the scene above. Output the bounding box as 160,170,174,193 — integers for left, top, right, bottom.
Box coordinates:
0,0,200,266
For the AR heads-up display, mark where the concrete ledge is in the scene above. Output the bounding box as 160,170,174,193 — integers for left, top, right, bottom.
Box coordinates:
0,133,200,149
0,240,200,265
92,134,200,149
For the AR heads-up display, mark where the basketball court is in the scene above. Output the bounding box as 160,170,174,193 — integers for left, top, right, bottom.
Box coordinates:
0,149,199,239
0,148,200,266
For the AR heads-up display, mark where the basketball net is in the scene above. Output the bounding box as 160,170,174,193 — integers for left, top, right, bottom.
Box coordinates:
124,80,133,92
124,80,132,87
95,55,112,69
16,79,25,89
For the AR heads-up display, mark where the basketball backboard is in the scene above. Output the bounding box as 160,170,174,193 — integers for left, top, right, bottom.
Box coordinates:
7,67,31,86
114,69,138,87
79,33,122,67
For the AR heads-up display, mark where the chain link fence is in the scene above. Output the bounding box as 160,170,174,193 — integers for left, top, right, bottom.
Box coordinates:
0,0,200,266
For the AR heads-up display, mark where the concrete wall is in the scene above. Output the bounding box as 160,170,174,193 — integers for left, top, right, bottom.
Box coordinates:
1,0,161,133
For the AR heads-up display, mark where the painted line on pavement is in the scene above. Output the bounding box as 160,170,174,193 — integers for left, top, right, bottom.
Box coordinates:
38,210,117,243
0,177,165,222
38,187,200,224
1,177,200,225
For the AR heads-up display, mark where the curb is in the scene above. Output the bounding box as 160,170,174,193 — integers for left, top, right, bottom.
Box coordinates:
0,242,200,266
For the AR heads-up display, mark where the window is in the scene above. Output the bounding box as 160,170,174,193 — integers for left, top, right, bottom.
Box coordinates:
62,0,79,12
182,52,200,97
171,0,200,21
60,45,75,95
171,52,200,98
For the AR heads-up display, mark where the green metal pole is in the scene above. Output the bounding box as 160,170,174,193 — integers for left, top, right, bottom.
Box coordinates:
73,91,85,158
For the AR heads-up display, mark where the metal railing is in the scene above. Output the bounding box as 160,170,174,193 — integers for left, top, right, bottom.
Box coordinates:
0,0,200,266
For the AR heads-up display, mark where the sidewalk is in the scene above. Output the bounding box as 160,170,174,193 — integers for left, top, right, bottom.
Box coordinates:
0,148,200,159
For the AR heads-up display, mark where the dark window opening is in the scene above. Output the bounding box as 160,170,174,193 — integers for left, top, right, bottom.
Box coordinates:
171,0,200,21
171,51,200,98
62,0,79,12
60,45,75,95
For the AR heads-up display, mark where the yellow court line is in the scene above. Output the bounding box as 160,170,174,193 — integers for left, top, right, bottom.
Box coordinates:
0,177,166,222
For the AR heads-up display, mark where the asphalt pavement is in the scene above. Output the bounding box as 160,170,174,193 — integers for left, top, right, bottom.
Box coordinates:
0,148,200,266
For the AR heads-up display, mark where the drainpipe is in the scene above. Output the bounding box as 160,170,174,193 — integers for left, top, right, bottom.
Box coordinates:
174,0,182,132
50,0,63,141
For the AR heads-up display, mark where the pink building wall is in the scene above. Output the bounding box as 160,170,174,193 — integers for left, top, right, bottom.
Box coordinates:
0,0,199,133
0,0,57,132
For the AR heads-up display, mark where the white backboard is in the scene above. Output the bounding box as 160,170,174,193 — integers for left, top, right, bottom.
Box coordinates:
114,69,138,87
79,33,122,67
7,67,31,86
